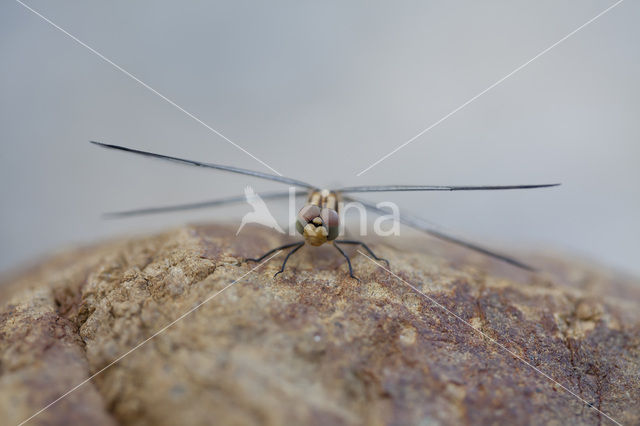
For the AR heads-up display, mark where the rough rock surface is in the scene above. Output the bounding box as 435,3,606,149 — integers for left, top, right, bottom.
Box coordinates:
1,224,639,426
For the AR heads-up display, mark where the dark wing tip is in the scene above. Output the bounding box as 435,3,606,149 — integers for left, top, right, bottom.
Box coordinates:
90,140,117,149
90,140,117,150
513,183,561,190
484,183,561,190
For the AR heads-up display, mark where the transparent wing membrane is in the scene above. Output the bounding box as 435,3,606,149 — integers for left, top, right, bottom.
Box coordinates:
337,184,560,193
104,191,296,218
344,195,535,271
90,141,317,189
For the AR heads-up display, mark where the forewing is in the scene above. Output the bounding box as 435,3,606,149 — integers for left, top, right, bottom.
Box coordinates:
91,141,317,189
337,184,559,193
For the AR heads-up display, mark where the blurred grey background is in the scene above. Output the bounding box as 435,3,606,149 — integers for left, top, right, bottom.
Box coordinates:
1,0,638,277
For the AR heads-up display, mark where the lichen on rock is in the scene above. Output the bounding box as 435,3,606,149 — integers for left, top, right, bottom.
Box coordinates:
0,224,639,425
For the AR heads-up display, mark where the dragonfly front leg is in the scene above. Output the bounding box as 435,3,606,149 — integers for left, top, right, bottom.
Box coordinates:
273,242,305,278
246,241,304,263
333,242,358,281
333,240,390,268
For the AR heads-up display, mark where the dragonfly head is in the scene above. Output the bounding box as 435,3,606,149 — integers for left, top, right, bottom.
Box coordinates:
296,205,339,246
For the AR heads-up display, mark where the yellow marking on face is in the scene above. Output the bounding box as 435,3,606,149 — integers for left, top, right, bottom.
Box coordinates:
303,223,328,246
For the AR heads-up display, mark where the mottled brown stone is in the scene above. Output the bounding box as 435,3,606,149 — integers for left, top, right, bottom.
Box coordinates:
0,224,638,425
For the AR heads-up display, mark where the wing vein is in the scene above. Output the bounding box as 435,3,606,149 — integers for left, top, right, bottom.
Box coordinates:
91,141,317,189
337,184,560,193
104,191,298,218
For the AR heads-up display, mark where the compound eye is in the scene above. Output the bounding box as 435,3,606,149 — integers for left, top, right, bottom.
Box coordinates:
320,208,339,240
320,208,339,227
298,205,321,223
296,205,322,235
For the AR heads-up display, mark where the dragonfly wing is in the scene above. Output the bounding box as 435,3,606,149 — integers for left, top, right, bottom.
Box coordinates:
343,195,535,271
337,184,560,193
104,191,297,218
91,141,317,189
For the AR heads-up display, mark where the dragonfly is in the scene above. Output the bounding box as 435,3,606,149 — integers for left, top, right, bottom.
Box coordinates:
90,141,559,279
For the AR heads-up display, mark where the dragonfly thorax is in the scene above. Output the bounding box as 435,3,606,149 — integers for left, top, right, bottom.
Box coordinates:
296,189,340,246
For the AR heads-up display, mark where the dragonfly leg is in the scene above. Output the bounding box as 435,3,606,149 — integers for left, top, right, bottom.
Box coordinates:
334,240,390,268
333,242,359,281
273,242,305,278
246,241,304,263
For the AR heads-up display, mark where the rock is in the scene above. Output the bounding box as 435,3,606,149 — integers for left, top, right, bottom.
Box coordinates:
1,224,639,425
